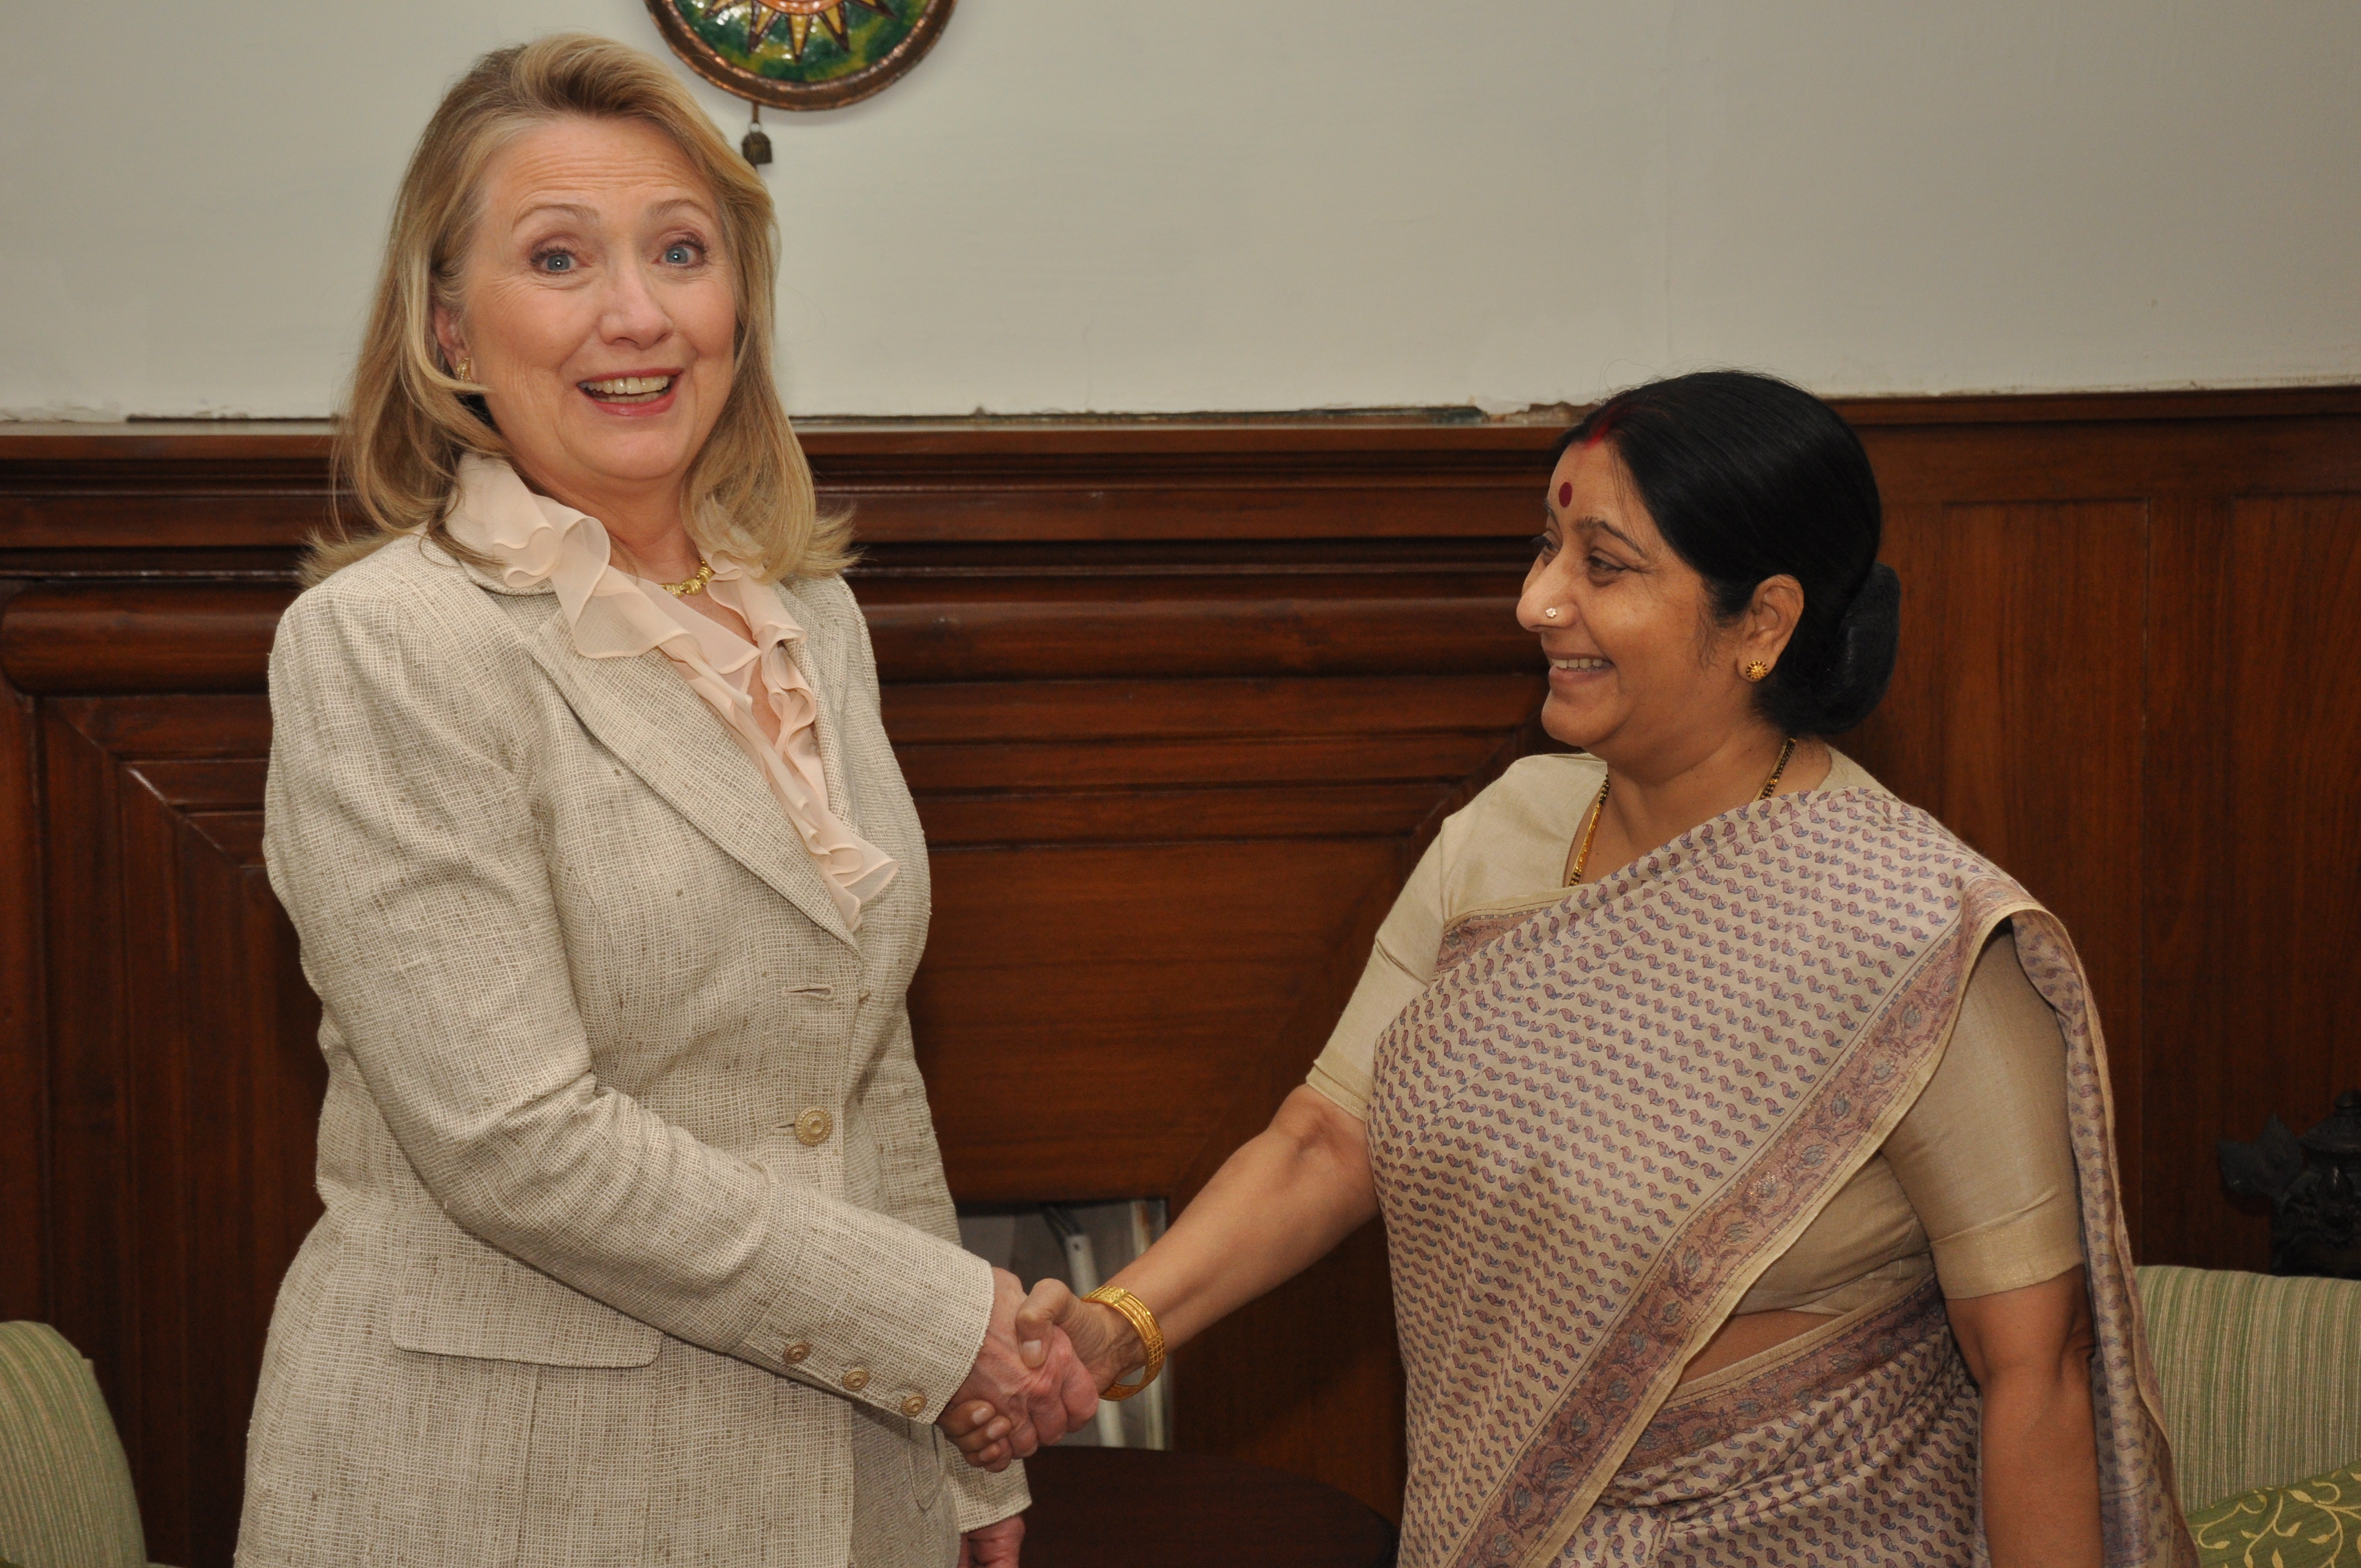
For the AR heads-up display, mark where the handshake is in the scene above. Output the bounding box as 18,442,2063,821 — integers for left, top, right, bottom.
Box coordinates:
937,1267,1144,1471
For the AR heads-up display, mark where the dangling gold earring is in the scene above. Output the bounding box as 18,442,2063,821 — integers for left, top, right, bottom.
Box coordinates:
456,355,474,384
1742,660,1771,682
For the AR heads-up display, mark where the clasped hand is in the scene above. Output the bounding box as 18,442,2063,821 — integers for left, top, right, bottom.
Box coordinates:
940,1275,1144,1471
937,1268,1101,1473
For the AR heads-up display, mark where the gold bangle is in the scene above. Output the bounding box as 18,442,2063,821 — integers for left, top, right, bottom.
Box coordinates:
1081,1285,1166,1401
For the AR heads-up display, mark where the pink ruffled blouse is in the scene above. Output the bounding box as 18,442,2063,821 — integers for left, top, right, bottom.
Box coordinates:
445,455,896,930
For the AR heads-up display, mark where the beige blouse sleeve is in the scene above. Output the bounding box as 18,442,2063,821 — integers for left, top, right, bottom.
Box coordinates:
1305,835,1449,1121
1884,925,2087,1299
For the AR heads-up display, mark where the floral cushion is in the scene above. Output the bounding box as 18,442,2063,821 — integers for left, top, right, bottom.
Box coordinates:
2191,1459,2361,1568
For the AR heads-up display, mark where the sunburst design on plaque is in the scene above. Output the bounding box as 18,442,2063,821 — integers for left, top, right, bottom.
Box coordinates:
646,0,955,110
716,0,893,62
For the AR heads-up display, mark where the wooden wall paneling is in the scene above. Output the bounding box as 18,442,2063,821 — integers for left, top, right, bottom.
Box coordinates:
1850,403,2361,509
904,669,1544,1201
7,396,2361,1551
39,700,138,1431
0,584,291,696
2148,494,2361,1270
916,836,1404,1197
2142,496,2243,1269
34,695,314,1566
115,734,198,1556
2223,494,2361,1188
1845,501,2151,1240
0,582,46,1321
168,803,322,1566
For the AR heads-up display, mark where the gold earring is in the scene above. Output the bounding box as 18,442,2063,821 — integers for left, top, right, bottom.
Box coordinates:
1742,660,1770,682
456,356,474,383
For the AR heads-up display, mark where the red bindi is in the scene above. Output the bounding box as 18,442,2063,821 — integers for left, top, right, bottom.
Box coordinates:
1557,481,1573,508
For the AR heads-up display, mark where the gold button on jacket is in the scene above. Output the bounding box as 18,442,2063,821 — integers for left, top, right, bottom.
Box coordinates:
794,1108,834,1147
840,1365,870,1392
781,1341,811,1364
899,1392,927,1418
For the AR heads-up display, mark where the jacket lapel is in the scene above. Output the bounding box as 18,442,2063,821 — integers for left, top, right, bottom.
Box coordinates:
520,605,858,951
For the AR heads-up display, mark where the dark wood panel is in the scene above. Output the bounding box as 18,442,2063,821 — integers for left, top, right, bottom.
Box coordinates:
866,597,1532,681
882,674,1546,743
2225,495,2361,1128
0,586,1536,694
0,587,44,1322
2143,494,2361,1270
1,586,292,695
1020,1445,1397,1568
32,696,322,1567
39,705,138,1421
167,834,320,1565
1856,415,2361,507
914,838,1406,1201
912,782,1459,847
50,693,274,758
9,394,2361,564
2143,496,2241,1270
898,731,1507,793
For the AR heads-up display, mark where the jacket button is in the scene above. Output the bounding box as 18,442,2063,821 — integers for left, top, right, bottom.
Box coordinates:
899,1392,927,1418
794,1108,834,1147
841,1365,870,1392
781,1341,811,1364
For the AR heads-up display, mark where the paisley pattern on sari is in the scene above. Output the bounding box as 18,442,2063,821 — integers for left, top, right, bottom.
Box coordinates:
1365,786,2191,1568
1562,1279,1979,1566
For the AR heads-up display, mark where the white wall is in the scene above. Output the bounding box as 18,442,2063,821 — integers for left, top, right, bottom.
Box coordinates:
3,2,2355,419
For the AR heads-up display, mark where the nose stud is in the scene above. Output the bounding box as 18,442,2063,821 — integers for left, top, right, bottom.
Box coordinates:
1543,607,1560,619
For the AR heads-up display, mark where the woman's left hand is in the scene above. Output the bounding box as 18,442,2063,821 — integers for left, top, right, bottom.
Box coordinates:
960,1514,1023,1567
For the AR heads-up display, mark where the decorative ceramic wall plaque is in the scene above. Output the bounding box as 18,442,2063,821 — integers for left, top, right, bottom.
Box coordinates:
644,0,956,113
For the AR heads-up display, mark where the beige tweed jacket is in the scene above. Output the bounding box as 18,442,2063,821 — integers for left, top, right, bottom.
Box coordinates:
238,533,1026,1567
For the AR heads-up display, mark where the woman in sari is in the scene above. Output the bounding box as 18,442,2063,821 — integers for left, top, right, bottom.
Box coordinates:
951,372,2193,1566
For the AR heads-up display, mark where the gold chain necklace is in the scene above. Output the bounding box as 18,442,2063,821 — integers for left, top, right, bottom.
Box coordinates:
659,557,715,597
1568,736,1798,885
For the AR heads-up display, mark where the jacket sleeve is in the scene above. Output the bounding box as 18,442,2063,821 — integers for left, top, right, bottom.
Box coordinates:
261,570,992,1424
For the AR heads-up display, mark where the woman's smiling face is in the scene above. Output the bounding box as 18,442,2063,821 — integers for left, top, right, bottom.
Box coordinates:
1517,439,1766,763
434,114,737,521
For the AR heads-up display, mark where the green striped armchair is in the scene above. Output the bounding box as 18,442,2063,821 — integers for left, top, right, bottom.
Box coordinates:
2140,1265,2361,1513
0,1321,165,1568
2139,1266,2361,1566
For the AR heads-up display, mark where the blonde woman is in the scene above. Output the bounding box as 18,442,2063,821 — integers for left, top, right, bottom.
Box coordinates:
242,36,1090,1568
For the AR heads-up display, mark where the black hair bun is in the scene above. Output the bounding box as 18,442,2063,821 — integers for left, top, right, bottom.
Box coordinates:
1802,563,1901,734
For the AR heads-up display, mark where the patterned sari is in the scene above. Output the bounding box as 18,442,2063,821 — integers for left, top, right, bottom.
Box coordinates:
1366,786,2193,1568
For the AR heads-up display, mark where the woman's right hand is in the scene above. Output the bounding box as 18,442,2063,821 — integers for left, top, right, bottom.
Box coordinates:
940,1280,1143,1467
938,1267,1099,1471
1015,1280,1143,1395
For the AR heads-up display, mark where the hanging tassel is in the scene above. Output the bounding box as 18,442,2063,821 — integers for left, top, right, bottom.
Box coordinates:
741,101,773,168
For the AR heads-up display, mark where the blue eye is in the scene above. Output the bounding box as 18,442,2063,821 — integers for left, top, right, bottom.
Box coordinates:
663,243,696,265
536,251,574,273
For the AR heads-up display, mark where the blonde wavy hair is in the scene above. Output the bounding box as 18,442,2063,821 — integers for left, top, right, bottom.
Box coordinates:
309,32,847,585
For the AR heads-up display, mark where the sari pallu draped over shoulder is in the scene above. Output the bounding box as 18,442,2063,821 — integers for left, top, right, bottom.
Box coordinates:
1365,785,2194,1568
